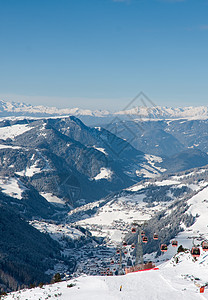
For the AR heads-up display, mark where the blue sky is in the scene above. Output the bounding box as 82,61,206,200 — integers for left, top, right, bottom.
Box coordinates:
0,0,208,110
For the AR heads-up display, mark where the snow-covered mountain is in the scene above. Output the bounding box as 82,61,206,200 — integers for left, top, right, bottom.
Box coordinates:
0,116,169,208
69,165,208,247
0,99,110,117
0,110,208,294
115,105,208,120
100,118,208,157
0,99,208,120
0,116,207,212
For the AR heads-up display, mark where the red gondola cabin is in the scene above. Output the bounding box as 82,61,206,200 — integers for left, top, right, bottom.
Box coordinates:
171,240,178,247
191,247,200,258
142,236,148,243
161,244,168,252
202,241,208,251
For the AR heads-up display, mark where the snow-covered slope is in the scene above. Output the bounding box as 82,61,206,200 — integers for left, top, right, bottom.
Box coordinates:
4,250,208,300
0,123,33,139
71,166,208,245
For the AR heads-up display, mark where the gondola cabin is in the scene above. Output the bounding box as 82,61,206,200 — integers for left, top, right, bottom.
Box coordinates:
191,247,200,258
202,241,208,251
131,243,135,249
171,240,178,247
153,233,158,240
161,244,168,252
142,236,148,243
131,227,136,233
141,230,145,236
110,260,114,264
123,241,127,247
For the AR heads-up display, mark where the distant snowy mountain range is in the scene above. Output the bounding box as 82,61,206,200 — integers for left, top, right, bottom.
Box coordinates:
0,99,208,120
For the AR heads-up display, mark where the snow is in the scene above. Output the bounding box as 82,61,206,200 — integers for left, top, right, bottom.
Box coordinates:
41,192,66,205
93,167,113,180
73,167,208,248
0,177,25,199
93,146,108,155
0,144,21,149
0,99,110,117
15,152,52,177
1,99,208,120
127,177,183,192
126,183,147,192
115,105,208,120
4,251,208,300
185,185,208,241
154,179,181,186
0,124,33,140
150,184,208,263
136,154,167,178
76,196,170,243
30,220,85,242
136,165,161,178
16,161,42,177
144,154,163,164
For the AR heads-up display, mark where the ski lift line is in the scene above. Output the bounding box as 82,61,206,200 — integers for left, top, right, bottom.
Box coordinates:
131,220,148,266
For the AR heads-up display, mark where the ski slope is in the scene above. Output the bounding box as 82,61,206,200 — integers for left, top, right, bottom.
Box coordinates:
3,251,208,300
0,124,33,140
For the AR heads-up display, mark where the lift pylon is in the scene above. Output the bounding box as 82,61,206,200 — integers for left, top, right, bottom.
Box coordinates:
132,220,147,266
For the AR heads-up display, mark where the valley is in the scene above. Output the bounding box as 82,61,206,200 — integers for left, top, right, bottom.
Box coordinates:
0,106,208,297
